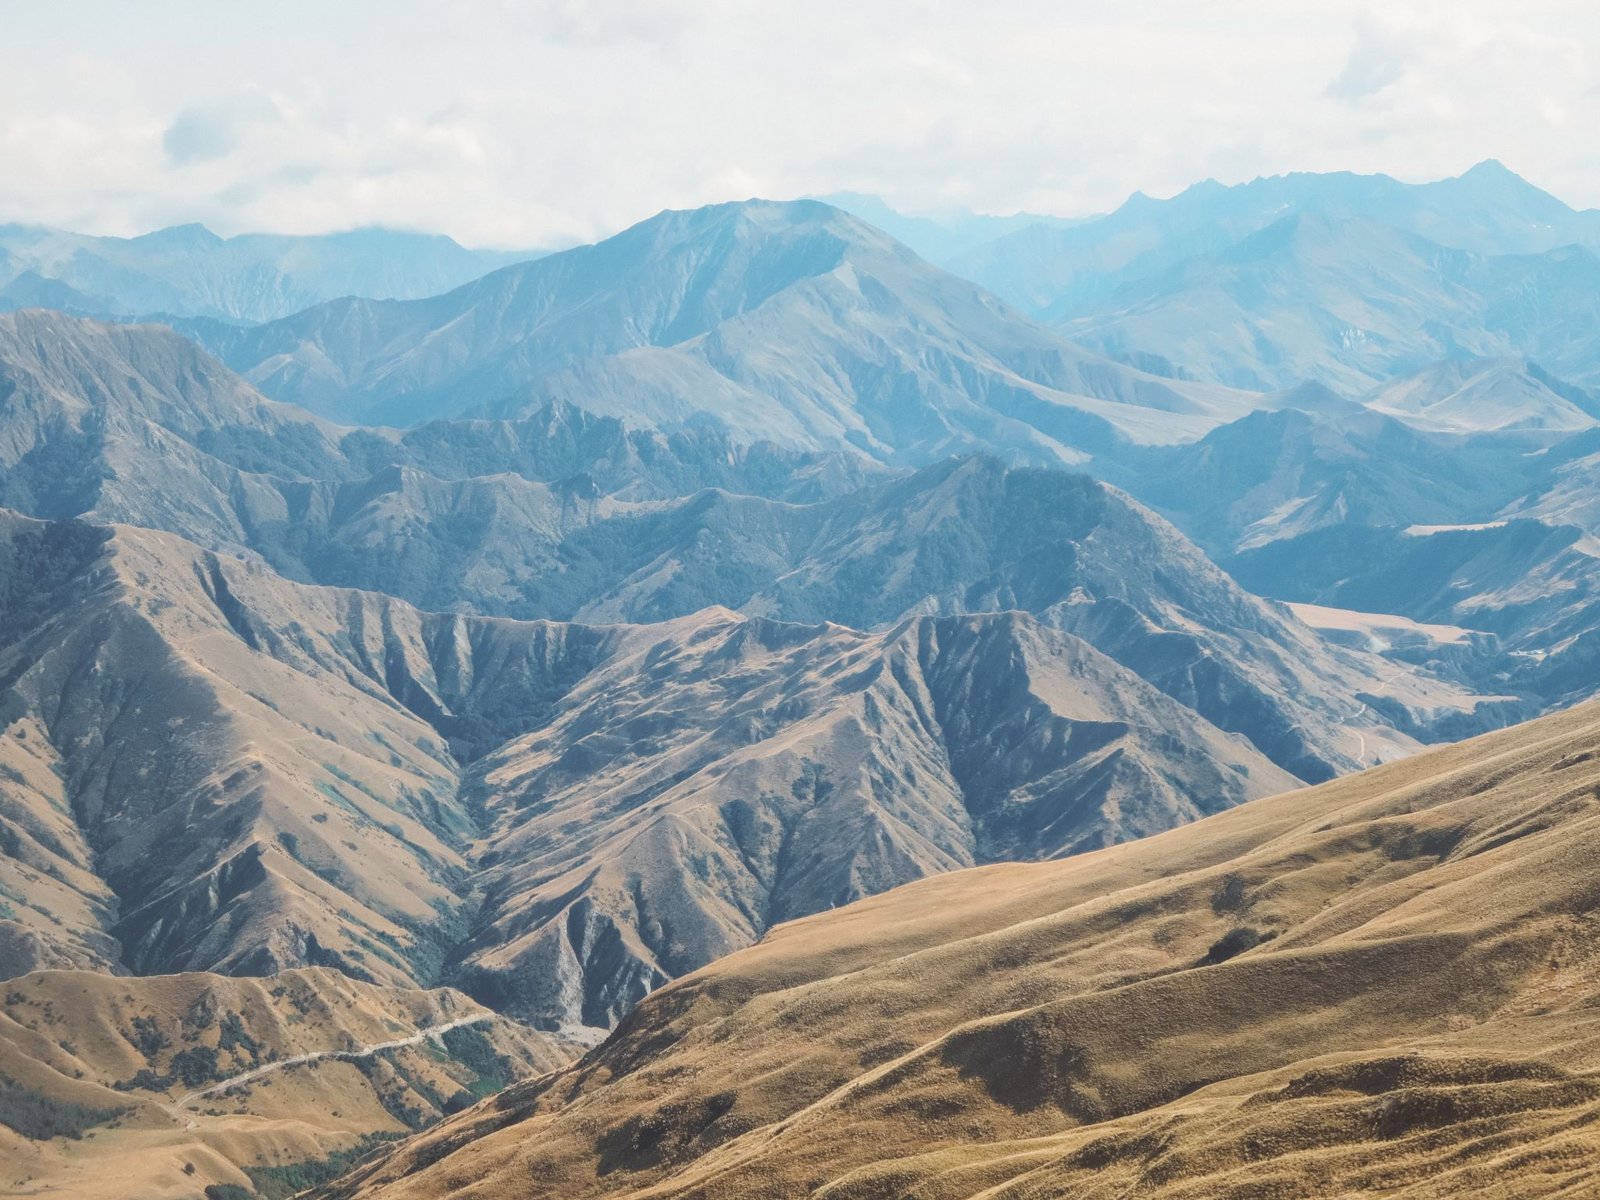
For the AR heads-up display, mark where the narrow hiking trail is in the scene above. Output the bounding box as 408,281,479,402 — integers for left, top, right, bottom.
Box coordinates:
169,1011,495,1122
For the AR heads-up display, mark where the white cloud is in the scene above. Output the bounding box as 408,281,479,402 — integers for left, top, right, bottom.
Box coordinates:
163,93,283,164
0,0,1596,246
1326,16,1416,101
504,0,722,46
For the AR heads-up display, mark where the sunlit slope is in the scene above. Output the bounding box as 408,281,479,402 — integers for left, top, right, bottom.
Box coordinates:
327,699,1600,1199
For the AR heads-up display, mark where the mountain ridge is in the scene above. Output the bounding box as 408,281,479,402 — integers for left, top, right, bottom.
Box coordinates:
0,507,1323,1037
0,222,544,325
194,198,1257,454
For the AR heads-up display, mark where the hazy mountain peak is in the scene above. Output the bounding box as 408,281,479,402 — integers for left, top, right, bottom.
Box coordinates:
128,221,225,247
198,196,1257,449
0,222,546,323
1453,157,1542,192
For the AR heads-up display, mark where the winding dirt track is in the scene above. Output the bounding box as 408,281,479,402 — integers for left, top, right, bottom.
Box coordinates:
171,1012,494,1113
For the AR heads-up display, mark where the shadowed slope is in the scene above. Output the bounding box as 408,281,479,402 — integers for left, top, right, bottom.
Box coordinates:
0,510,620,985
0,314,1489,783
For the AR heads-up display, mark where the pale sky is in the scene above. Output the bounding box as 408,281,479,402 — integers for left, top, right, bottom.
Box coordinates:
3,0,1598,247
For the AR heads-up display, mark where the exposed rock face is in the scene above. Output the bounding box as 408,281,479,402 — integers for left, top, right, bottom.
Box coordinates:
453,608,1296,1027
315,699,1600,1200
0,310,879,552
0,511,494,985
0,512,1295,1033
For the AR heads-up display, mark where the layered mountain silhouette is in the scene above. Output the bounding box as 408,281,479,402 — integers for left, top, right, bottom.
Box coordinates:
1103,396,1547,559
1062,217,1600,393
317,698,1600,1200
1361,357,1600,435
951,159,1600,316
0,223,540,324
937,163,1600,394
1227,518,1600,710
0,312,1487,789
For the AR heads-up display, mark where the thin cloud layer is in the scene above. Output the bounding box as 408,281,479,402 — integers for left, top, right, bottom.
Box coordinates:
1,0,1595,246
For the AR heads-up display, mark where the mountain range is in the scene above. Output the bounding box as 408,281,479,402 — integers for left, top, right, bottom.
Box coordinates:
187,199,1255,448
1060,215,1600,393
6,162,1600,1199
928,161,1600,394
0,223,541,325
951,159,1600,313
0,509,1301,1030
0,311,1492,782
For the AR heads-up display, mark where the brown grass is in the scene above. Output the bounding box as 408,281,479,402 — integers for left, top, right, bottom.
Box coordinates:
326,700,1600,1199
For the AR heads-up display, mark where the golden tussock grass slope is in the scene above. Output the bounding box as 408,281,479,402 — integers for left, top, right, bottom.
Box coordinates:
325,699,1600,1199
0,967,577,1200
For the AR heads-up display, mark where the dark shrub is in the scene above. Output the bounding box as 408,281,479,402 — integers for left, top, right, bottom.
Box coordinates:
1202,926,1265,965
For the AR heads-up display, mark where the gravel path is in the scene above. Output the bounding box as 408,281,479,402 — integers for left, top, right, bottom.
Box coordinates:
171,1011,494,1113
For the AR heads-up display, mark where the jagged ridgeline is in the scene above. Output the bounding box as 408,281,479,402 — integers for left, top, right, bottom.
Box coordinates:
0,511,1296,1023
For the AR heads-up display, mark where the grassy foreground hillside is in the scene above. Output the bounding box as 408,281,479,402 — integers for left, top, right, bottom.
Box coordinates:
0,968,576,1199
321,700,1600,1199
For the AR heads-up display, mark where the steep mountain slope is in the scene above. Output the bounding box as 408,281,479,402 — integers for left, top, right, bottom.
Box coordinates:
317,698,1600,1200
202,455,1470,782
1506,429,1600,534
450,607,1297,1027
0,308,354,547
0,968,574,1200
0,314,1478,782
0,310,879,561
1226,519,1600,707
722,458,1483,777
950,160,1600,319
0,510,1311,1036
1084,379,1600,714
0,223,539,324
199,199,1254,453
0,511,522,986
